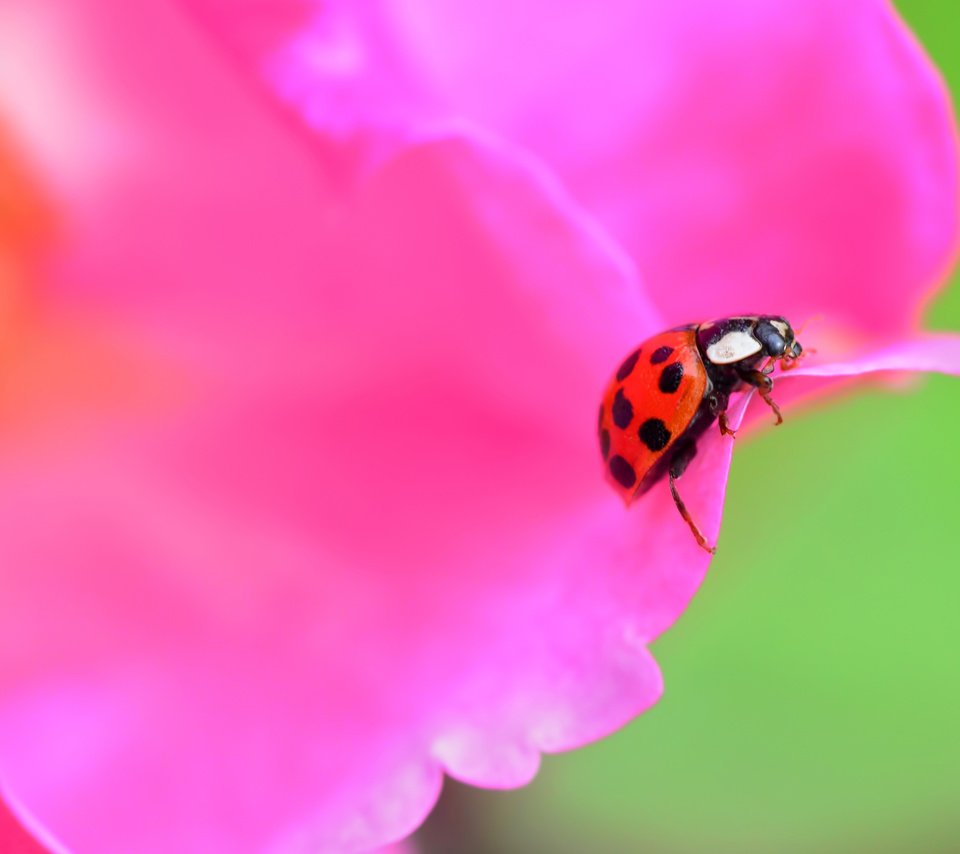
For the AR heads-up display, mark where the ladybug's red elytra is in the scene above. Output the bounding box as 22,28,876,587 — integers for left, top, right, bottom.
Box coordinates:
598,315,804,554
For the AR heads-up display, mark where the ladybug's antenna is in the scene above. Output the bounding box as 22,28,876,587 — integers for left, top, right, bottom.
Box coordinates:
793,313,822,339
780,314,820,372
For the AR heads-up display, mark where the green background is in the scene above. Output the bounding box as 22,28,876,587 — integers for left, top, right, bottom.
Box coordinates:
417,3,960,851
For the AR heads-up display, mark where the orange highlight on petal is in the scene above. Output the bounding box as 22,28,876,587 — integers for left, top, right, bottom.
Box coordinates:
0,119,51,252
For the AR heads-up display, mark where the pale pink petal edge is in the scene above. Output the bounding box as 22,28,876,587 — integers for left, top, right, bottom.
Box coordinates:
787,334,960,378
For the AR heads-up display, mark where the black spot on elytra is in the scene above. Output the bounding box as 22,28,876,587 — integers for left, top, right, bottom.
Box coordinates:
616,348,642,381
612,389,634,429
650,346,674,364
658,361,684,394
609,455,636,489
639,418,671,452
599,428,611,460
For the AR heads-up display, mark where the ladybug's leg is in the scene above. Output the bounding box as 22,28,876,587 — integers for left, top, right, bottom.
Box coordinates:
668,440,716,555
718,411,735,437
737,367,783,426
707,391,735,438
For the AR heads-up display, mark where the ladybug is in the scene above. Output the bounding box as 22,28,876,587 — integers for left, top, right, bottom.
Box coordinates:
598,315,803,554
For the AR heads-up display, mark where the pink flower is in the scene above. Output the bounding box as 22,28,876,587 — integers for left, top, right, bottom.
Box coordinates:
0,1,958,851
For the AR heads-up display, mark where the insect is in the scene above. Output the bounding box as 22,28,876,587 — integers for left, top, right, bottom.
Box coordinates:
598,315,803,553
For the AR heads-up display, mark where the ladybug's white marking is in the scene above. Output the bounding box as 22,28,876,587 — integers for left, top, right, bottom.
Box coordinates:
771,320,790,338
706,330,762,364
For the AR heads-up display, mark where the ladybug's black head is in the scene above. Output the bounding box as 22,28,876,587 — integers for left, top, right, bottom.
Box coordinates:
754,315,802,361
697,314,803,370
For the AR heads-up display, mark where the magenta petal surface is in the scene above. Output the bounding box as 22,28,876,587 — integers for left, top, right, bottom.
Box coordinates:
186,0,439,187
196,0,959,335
393,0,959,333
0,789,56,854
0,5,720,847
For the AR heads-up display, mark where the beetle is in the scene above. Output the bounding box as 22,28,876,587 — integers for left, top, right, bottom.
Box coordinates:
598,315,803,553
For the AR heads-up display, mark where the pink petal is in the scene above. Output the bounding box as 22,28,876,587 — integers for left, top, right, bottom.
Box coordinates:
185,0,439,187
398,0,960,334
0,0,341,332
1,7,713,848
191,0,959,337
786,333,960,378
0,789,58,854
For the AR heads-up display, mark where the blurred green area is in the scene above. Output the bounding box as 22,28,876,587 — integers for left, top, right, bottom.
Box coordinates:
417,3,960,851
